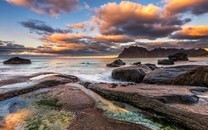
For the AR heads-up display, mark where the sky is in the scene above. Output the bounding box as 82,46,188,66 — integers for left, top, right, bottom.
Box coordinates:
0,0,208,56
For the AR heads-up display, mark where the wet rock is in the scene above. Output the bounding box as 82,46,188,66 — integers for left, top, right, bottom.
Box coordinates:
168,66,208,87
168,53,189,61
133,62,141,65
107,59,126,67
112,65,152,83
0,74,79,101
143,65,208,87
110,83,118,88
87,83,208,130
157,59,174,65
144,63,158,70
3,57,31,64
68,109,150,130
156,94,199,104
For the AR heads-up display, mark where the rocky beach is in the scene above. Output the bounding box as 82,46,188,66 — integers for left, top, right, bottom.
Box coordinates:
0,56,208,130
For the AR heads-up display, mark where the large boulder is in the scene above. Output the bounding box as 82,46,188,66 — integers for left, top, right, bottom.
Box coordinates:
3,57,31,64
168,53,189,61
157,59,174,65
106,59,126,67
112,65,152,83
143,65,208,87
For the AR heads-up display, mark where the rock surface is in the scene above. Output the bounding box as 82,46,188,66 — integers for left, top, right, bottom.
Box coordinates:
157,59,174,65
143,65,208,87
133,62,141,65
107,59,126,67
112,65,152,83
0,73,149,130
3,57,31,64
87,83,208,130
168,53,189,61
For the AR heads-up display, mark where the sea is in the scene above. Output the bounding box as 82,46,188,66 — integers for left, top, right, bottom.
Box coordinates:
0,56,208,83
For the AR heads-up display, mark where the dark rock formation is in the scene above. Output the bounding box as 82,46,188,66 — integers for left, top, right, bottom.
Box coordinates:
143,65,208,87
158,59,174,65
144,64,158,70
112,65,152,83
168,53,189,61
133,62,141,65
87,83,208,130
118,46,208,58
3,57,31,64
106,59,125,67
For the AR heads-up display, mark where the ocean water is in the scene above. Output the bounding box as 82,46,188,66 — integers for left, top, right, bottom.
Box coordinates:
0,56,208,83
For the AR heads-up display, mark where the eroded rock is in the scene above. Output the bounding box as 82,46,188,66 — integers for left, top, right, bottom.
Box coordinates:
87,83,208,130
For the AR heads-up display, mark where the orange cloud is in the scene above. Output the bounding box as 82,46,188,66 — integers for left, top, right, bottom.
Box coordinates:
94,1,184,38
44,33,87,44
171,26,208,39
164,0,208,15
95,35,133,42
68,23,85,29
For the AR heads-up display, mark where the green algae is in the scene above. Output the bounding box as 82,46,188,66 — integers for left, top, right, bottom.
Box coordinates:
36,98,63,110
25,111,74,130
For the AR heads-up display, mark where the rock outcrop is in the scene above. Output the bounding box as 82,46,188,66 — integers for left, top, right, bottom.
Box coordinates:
143,65,208,87
0,73,149,130
87,83,208,130
106,59,126,67
3,57,31,64
157,59,174,65
168,53,189,61
112,65,152,82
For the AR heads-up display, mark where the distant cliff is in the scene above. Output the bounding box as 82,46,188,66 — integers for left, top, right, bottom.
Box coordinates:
118,46,208,58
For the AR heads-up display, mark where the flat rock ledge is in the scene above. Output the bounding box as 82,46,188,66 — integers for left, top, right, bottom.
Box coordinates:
86,83,208,130
0,73,149,130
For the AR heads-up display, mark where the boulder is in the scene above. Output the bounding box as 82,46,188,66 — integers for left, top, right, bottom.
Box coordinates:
106,59,125,67
133,62,141,65
3,57,31,64
168,53,189,61
112,65,152,83
143,65,208,87
144,63,158,70
158,59,174,65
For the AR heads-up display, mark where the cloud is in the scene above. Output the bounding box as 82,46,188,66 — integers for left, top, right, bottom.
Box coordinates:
95,35,134,43
20,19,71,35
6,0,79,16
68,23,85,29
164,0,208,15
0,40,34,55
93,1,190,39
171,26,208,39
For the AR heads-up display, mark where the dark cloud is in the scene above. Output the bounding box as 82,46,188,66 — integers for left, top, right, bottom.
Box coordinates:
6,0,79,16
0,40,34,55
20,19,71,35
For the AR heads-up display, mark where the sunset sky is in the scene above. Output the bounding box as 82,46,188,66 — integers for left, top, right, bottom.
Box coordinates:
0,0,208,56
